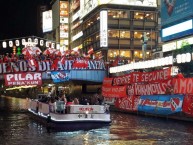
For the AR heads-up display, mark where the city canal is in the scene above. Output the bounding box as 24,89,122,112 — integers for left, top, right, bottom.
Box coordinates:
1,95,193,145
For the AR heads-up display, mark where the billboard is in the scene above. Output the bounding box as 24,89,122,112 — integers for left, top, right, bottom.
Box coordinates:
42,10,53,33
161,19,193,42
161,0,193,26
100,11,108,47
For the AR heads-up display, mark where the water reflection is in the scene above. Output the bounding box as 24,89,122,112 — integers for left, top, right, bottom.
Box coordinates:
1,96,193,145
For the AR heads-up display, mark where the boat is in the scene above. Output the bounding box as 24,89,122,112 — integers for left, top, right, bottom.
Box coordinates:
27,95,111,129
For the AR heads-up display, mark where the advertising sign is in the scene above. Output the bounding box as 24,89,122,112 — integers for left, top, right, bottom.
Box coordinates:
100,11,108,47
4,72,42,86
138,94,184,115
42,10,52,33
161,0,193,26
161,19,193,42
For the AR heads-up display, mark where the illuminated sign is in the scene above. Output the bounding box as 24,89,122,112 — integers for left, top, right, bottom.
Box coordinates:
162,41,176,52
177,37,193,49
100,11,108,47
4,72,42,86
161,0,193,26
162,19,193,42
42,10,53,33
163,36,193,52
162,20,192,37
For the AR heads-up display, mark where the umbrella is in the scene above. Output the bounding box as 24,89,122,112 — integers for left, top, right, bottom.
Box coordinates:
43,47,56,55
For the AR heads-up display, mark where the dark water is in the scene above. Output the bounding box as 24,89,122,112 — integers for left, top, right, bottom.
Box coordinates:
1,96,193,145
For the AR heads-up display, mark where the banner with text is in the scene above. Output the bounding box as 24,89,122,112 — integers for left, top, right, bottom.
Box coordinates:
4,72,42,86
173,78,193,94
113,67,171,85
102,85,127,98
102,77,113,86
127,79,172,96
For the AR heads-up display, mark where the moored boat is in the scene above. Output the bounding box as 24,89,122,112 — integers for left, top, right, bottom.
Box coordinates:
28,97,111,129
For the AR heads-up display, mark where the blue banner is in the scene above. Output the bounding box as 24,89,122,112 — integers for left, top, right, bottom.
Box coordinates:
161,0,193,26
50,71,70,83
138,95,184,115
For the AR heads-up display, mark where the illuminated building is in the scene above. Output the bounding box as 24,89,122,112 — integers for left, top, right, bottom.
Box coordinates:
69,0,160,63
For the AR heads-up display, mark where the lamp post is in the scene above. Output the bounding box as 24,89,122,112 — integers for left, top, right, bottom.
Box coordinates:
141,32,148,61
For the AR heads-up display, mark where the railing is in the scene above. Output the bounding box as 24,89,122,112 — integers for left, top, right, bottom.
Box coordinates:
30,100,110,115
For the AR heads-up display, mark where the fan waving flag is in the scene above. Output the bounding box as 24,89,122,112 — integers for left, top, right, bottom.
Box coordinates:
87,47,94,55
22,48,34,57
43,47,56,55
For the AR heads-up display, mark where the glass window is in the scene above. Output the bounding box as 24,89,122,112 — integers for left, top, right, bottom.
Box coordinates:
134,31,143,39
145,31,156,40
134,12,144,20
134,50,142,59
108,30,119,38
108,10,128,18
108,49,131,58
144,12,155,21
120,31,130,38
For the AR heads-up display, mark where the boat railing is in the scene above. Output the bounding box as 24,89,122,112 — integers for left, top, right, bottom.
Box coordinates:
29,99,110,115
49,102,110,114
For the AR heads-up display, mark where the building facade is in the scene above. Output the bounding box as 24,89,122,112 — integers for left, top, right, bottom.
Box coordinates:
49,0,160,63
69,0,160,64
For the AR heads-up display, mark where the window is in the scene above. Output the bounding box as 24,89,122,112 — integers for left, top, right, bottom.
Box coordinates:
108,30,130,38
108,30,119,38
134,12,144,20
108,10,128,18
120,31,130,38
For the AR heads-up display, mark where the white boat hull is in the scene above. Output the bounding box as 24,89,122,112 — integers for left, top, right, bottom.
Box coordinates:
28,99,111,128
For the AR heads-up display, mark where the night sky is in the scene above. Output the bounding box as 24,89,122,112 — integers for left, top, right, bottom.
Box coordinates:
0,0,51,40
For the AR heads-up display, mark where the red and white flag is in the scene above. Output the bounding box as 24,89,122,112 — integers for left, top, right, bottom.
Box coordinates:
87,47,94,55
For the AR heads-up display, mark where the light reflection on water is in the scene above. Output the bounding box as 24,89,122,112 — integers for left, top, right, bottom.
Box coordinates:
1,96,193,145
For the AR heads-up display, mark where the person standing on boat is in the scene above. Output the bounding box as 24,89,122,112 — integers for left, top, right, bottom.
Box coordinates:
93,88,104,105
73,98,79,105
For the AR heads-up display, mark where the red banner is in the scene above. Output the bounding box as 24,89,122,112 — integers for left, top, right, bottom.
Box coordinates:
103,77,113,86
173,78,193,94
113,67,171,85
182,95,193,116
4,72,42,86
102,85,127,98
115,96,140,111
127,79,172,96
